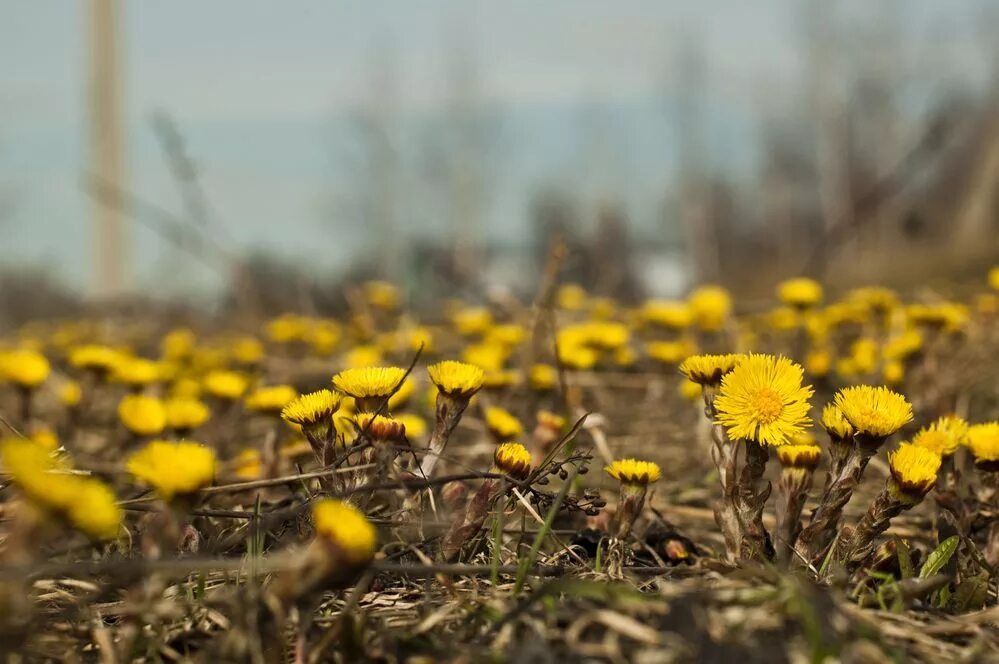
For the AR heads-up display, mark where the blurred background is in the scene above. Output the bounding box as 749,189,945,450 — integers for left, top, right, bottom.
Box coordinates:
2,1,998,321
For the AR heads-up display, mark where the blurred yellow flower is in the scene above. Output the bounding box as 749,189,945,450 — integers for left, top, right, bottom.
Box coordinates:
127,440,216,500
203,370,249,400
688,285,732,332
529,363,558,391
640,300,693,329
777,277,823,308
2,349,50,388
245,384,298,415
118,394,167,436
312,499,377,563
165,397,211,431
485,406,523,439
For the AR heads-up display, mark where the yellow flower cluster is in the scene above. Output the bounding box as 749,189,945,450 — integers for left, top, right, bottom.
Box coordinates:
1,438,121,540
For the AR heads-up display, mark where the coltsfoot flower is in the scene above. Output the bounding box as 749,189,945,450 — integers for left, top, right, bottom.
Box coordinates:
821,403,854,441
777,277,823,308
127,440,217,500
775,444,822,470
1,349,51,389
605,458,662,486
640,300,693,329
245,384,298,415
678,353,743,386
118,394,167,437
353,412,406,443
312,499,377,564
203,369,249,400
888,443,941,500
165,397,211,432
529,363,558,391
493,442,532,480
485,406,523,440
713,354,813,447
966,423,999,471
833,385,912,443
68,344,121,374
333,366,406,401
687,285,732,332
1,438,121,540
427,361,484,399
913,415,968,457
111,357,161,386
281,389,342,429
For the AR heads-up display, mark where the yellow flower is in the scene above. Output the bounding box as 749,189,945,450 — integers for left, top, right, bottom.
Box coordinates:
165,397,211,431
557,342,599,370
343,344,383,369
111,356,161,386
245,384,298,414
640,300,693,329
883,360,905,386
679,378,703,401
30,427,59,451
849,338,879,375
989,266,999,292
805,349,832,378
333,366,406,399
66,479,123,540
821,403,854,441
170,377,202,399
266,314,311,344
605,458,662,485
768,306,800,331
161,328,196,361
363,280,400,310
529,363,558,391
883,330,922,361
353,412,406,442
387,377,415,410
309,321,341,356
775,444,822,470
462,342,508,372
127,440,216,500
966,423,999,464
888,443,941,497
232,449,262,480
688,285,732,332
913,415,968,457
427,361,485,399
556,283,588,311
777,277,823,308
118,395,167,436
1,437,70,505
647,340,696,366
483,369,519,389
203,370,249,400
833,385,912,440
581,322,630,351
232,336,265,365
396,413,427,439
678,353,743,385
536,410,566,432
312,499,377,564
485,323,527,348
493,442,532,479
2,349,50,388
68,344,121,373
452,307,493,336
713,354,813,447
281,389,342,428
485,406,524,439
58,380,82,407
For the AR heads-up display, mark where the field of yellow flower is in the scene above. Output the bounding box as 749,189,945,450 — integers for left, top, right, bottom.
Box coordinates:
1,274,998,661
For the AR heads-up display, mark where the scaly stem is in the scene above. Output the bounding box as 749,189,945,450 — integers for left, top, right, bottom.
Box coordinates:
737,439,771,561
775,468,813,567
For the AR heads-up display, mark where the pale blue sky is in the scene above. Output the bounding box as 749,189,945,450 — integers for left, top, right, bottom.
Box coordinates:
0,1,993,297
